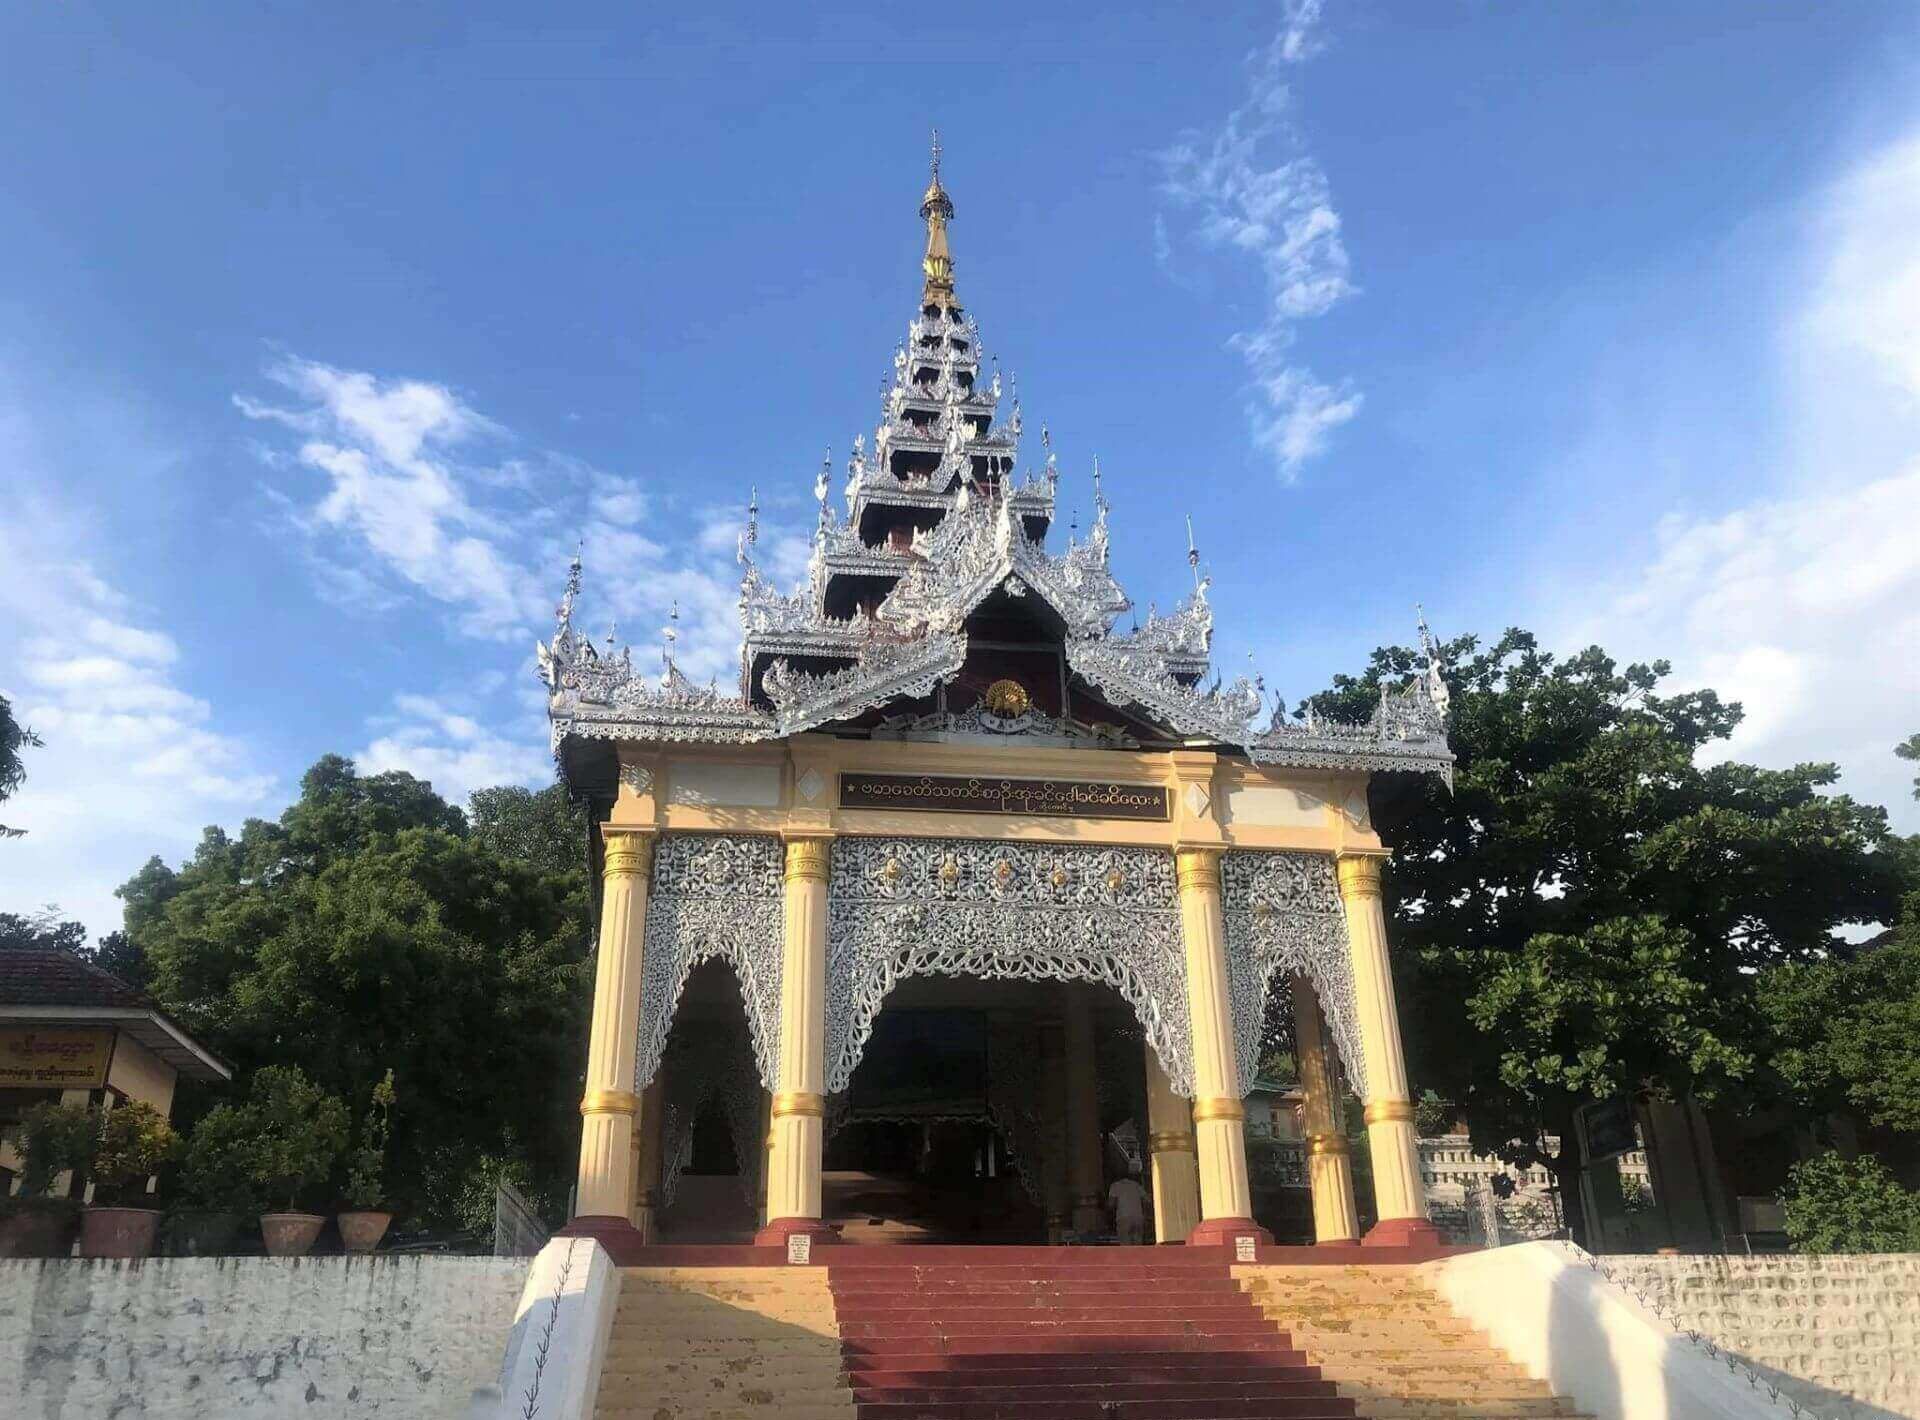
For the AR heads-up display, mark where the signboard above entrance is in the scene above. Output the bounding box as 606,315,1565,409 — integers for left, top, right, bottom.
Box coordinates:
839,772,1169,821
0,1026,114,1089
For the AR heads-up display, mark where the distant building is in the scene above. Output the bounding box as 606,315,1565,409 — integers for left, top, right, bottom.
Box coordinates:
0,949,230,1195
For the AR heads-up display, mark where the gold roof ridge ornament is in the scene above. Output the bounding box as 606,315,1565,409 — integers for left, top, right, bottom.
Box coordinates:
921,127,957,309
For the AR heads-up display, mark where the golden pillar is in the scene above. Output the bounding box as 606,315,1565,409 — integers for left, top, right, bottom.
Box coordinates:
1291,974,1360,1244
1064,985,1106,1235
757,836,836,1246
629,1078,665,1242
1175,847,1268,1247
1143,1043,1200,1244
757,1088,774,1230
568,828,654,1241
1338,854,1440,1247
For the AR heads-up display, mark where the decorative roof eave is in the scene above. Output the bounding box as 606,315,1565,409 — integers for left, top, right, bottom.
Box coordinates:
1064,635,1455,787
761,631,967,736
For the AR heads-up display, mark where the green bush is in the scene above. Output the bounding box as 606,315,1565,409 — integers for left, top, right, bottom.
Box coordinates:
247,1065,349,1211
1781,1152,1920,1254
89,1101,180,1206
179,1066,349,1214
13,1101,94,1198
180,1106,268,1215
344,1069,396,1210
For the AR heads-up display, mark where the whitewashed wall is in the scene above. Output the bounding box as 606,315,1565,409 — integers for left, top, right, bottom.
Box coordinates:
1604,1254,1920,1420
0,1256,529,1420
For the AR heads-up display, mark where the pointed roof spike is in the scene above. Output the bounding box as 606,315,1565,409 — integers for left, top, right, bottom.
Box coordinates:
919,129,956,306
1185,514,1203,591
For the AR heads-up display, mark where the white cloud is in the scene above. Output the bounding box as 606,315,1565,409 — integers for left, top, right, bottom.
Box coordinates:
355,692,552,806
0,509,275,936
1157,2,1359,478
1558,131,1920,831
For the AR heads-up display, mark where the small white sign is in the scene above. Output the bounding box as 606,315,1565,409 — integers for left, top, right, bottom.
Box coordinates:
786,1233,812,1265
1234,1234,1258,1262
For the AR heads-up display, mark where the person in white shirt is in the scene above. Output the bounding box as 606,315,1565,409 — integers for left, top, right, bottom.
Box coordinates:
1107,1168,1149,1245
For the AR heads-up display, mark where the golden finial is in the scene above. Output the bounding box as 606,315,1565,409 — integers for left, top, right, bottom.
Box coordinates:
920,128,956,308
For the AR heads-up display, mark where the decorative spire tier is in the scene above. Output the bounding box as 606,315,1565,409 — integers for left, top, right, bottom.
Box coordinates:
539,146,1453,783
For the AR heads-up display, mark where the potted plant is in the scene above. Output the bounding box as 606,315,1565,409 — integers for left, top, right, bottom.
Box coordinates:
168,1105,267,1256
80,1101,180,1259
0,1100,92,1257
247,1065,348,1257
338,1069,396,1254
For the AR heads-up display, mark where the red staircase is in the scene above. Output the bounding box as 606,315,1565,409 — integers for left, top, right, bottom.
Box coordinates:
829,1250,1355,1420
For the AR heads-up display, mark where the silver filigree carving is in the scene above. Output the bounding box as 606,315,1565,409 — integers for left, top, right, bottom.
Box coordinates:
823,837,1196,1095
635,834,784,1092
1219,850,1366,1099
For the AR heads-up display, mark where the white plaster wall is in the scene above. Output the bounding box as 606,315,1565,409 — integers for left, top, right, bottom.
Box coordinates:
1605,1254,1920,1420
0,1256,529,1420
1422,1242,1799,1420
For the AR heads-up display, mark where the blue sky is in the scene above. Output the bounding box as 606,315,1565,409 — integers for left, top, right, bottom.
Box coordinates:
4,2,1919,935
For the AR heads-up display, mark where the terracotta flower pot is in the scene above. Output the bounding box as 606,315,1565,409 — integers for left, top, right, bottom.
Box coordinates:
81,1206,163,1260
0,1200,80,1258
259,1212,326,1257
337,1209,392,1254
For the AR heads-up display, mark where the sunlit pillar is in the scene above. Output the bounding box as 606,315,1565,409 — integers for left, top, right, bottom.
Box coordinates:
1176,847,1269,1247
1292,974,1360,1244
1338,854,1440,1247
757,836,836,1247
1144,1043,1201,1243
566,828,654,1245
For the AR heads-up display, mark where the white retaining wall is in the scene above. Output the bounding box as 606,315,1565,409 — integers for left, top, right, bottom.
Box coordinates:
1604,1254,1920,1420
0,1255,530,1420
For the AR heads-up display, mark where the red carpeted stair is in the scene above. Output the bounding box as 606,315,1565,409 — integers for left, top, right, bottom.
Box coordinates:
829,1251,1355,1420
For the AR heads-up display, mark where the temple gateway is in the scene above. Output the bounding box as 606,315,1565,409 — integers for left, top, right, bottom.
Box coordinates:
539,145,1453,1257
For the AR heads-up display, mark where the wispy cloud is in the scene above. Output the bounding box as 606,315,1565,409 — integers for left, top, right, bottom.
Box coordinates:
355,691,553,805
1559,131,1920,832
1157,0,1359,478
238,353,793,686
0,497,275,934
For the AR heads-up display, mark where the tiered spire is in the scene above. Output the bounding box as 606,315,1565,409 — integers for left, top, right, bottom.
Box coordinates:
537,143,1454,788
920,129,956,308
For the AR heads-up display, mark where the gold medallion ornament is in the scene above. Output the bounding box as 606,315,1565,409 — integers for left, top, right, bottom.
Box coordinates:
938,857,960,885
984,678,1031,717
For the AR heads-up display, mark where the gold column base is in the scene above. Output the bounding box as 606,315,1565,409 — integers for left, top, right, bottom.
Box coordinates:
580,1088,643,1117
771,1090,825,1119
1190,1097,1246,1124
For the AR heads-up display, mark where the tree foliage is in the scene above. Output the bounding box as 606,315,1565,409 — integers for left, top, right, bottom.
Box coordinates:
0,692,40,839
122,756,592,1226
1305,629,1893,1241
1780,1151,1920,1254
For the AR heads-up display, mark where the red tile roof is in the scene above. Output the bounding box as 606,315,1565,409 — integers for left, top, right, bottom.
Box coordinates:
0,949,153,1010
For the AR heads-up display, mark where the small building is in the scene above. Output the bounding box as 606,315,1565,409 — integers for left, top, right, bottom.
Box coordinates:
0,950,230,1194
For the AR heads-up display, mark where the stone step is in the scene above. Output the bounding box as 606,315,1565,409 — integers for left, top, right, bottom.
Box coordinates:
839,1317,1281,1340
835,1302,1266,1324
598,1356,848,1384
844,1333,1310,1357
598,1403,853,1420
851,1379,1345,1405
851,1401,1358,1420
605,1332,841,1359
842,1351,1320,1379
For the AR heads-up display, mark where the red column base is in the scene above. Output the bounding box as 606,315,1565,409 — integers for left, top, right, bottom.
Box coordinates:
1363,1216,1444,1247
1185,1216,1273,1248
753,1216,840,1248
555,1214,643,1250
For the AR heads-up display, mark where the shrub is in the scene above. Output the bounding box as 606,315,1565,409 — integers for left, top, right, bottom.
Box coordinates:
180,1106,268,1216
344,1069,396,1210
1781,1151,1920,1254
13,1101,95,1198
247,1065,349,1211
88,1101,180,1206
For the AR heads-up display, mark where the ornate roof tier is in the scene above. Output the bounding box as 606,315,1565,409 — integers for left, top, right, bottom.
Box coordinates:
539,141,1453,787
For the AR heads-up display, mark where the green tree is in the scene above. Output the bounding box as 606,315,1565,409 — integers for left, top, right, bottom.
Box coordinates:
0,909,87,954
469,783,586,879
0,692,40,839
1305,630,1893,1244
124,755,592,1228
1780,1151,1920,1254
1896,732,1920,802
